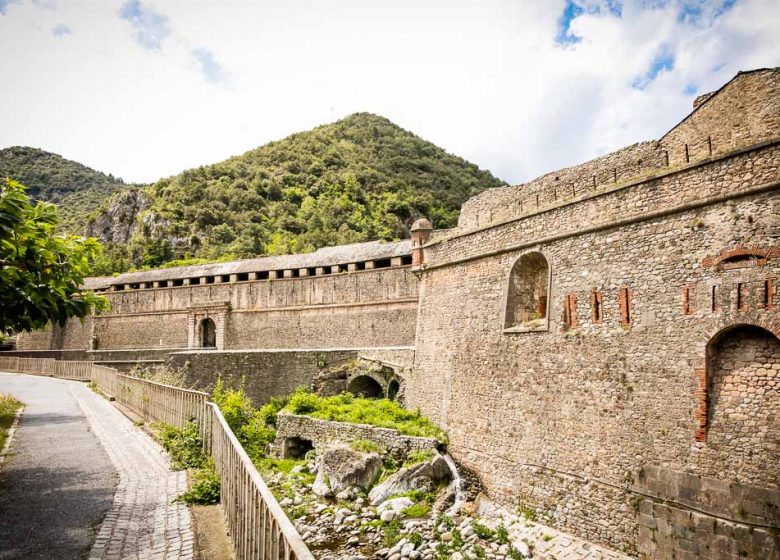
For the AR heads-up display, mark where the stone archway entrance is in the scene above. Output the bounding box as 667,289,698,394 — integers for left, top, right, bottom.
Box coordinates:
199,318,216,348
347,375,383,398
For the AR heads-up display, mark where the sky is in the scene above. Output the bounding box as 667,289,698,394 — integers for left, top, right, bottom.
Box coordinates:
0,0,778,186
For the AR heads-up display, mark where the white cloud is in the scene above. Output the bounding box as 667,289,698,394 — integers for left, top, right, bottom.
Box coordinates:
0,0,778,186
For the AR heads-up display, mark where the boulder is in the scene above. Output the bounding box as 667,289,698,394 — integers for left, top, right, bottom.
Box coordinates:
377,496,413,514
368,453,450,505
317,445,382,494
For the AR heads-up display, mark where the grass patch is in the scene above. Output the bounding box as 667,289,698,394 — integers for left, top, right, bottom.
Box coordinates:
401,502,431,518
0,394,22,452
350,438,383,454
403,449,436,467
284,389,447,442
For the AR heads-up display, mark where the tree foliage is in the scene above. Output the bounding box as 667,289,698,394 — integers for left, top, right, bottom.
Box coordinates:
0,178,108,334
0,146,127,233
91,113,505,272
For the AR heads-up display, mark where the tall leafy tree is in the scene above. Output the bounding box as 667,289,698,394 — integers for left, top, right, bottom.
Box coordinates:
0,178,108,334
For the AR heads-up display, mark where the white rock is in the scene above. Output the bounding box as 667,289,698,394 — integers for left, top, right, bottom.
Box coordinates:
380,510,397,522
378,497,414,514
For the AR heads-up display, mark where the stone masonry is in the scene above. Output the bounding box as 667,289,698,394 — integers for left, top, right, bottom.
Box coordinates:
9,67,780,559
407,68,780,558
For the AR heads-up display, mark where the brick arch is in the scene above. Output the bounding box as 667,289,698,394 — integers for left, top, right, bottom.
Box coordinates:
692,315,780,442
701,244,779,269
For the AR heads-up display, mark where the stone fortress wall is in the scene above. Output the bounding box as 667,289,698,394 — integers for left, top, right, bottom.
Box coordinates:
9,67,780,559
408,68,780,558
15,240,420,401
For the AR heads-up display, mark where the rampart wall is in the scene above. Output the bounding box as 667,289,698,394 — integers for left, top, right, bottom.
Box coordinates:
459,68,780,231
410,139,780,555
16,247,419,353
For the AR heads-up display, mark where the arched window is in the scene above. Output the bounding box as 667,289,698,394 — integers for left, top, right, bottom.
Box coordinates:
199,317,216,348
504,251,550,332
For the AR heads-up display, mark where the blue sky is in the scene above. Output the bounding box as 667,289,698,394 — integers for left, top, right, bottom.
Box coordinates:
0,0,778,185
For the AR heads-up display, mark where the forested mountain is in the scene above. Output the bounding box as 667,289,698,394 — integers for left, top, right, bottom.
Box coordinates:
86,113,505,273
0,146,127,232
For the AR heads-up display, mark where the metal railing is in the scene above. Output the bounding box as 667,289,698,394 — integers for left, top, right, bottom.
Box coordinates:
0,356,91,380
208,403,313,560
0,356,313,559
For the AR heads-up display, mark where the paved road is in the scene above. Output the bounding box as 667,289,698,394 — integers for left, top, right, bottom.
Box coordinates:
0,373,194,560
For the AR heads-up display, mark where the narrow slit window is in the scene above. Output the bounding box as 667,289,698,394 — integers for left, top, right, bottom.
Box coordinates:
683,285,695,315
711,285,719,312
563,293,578,328
591,290,603,324
760,278,774,310
619,287,631,325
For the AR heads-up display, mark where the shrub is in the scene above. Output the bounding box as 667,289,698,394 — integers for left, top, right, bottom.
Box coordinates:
496,523,509,545
212,377,255,432
382,517,403,546
286,388,319,415
471,521,496,540
155,421,206,470
176,459,220,505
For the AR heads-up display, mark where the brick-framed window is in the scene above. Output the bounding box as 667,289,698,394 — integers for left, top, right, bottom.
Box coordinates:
759,278,775,310
563,293,578,328
683,284,696,315
618,286,632,326
590,290,603,324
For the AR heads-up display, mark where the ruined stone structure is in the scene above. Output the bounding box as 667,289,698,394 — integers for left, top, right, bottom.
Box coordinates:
11,68,780,558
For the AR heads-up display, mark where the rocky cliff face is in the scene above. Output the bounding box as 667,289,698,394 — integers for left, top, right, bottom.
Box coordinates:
85,189,151,244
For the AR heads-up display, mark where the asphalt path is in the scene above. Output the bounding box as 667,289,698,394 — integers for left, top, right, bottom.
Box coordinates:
0,373,116,560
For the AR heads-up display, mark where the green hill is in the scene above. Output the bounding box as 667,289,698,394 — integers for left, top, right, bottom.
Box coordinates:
0,146,128,232
88,113,506,272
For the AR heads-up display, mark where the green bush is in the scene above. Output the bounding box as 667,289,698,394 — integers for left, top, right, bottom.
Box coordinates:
212,377,255,432
155,421,206,470
286,389,319,415
282,389,447,442
382,518,403,546
176,459,220,505
471,521,496,540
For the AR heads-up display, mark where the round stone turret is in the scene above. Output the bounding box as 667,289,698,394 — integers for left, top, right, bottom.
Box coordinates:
410,218,433,233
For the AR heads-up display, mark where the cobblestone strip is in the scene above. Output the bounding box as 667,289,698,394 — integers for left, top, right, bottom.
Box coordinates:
508,518,633,560
70,384,194,560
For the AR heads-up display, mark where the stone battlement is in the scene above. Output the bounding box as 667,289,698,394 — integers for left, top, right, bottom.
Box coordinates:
459,68,780,231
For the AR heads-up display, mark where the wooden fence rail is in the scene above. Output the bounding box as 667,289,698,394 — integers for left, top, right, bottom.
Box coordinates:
0,356,313,559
